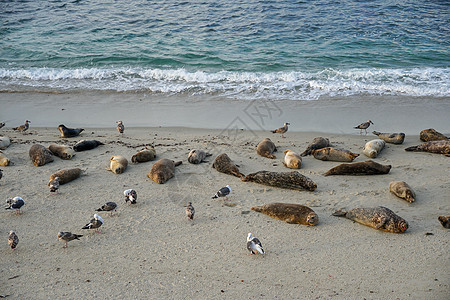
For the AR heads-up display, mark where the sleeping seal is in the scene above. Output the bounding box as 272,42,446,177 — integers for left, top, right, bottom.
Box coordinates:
109,155,128,174
212,153,245,178
48,144,75,160
251,203,318,225
362,139,385,158
389,181,416,203
372,131,405,144
283,149,302,169
131,146,156,163
300,137,331,156
29,144,54,166
256,138,277,159
148,158,182,184
242,170,317,191
323,160,391,176
420,128,448,142
73,140,104,152
312,147,359,162
188,149,212,164
405,140,450,156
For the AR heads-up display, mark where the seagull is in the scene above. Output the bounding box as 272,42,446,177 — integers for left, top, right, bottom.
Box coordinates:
124,189,137,205
116,120,124,136
247,233,265,255
82,214,103,233
212,185,231,201
49,176,60,194
96,202,118,217
0,169,3,181
271,122,290,138
185,202,195,220
8,231,19,250
57,232,83,248
354,120,373,135
6,197,25,215
0,122,5,129
13,120,31,133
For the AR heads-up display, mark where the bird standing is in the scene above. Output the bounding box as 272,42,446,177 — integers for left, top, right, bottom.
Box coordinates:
247,233,265,255
0,122,5,129
6,197,25,215
13,120,31,133
354,120,373,135
8,231,19,250
271,122,290,138
212,185,231,201
96,202,118,217
82,214,103,233
49,176,60,194
57,232,83,248
0,169,2,181
185,202,195,220
116,120,124,136
124,189,137,205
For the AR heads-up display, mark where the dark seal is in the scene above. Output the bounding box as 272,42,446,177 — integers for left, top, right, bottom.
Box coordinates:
212,153,245,178
73,140,104,152
251,203,319,225
242,170,317,191
300,137,331,156
29,144,54,167
323,160,391,176
405,140,450,156
58,124,84,138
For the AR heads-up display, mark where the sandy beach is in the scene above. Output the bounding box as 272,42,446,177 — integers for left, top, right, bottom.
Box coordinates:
0,93,449,299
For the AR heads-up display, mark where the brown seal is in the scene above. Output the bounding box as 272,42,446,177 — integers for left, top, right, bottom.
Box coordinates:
188,149,212,164
0,151,10,166
389,181,416,203
109,155,128,174
312,147,359,162
372,131,405,144
251,203,319,225
148,158,182,184
48,144,75,160
300,137,331,156
323,160,391,176
405,140,450,156
58,124,84,138
0,136,10,150
438,216,450,229
29,144,54,167
333,206,408,233
131,146,156,163
256,138,277,159
242,170,317,191
283,149,302,169
48,168,82,186
420,128,448,142
212,153,245,178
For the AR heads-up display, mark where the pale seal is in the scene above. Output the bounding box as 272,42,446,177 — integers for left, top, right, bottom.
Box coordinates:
256,138,277,159
48,144,75,160
0,136,11,150
242,170,317,191
73,140,104,152
354,120,373,135
109,155,128,174
251,203,319,225
188,149,212,164
131,146,156,163
148,158,182,184
312,147,359,162
29,144,54,167
283,149,302,169
0,151,10,166
212,153,245,178
300,137,331,156
372,131,405,144
389,181,416,203
48,168,82,186
271,122,290,138
405,140,450,156
420,128,448,142
323,160,391,176
362,139,385,158
58,124,84,138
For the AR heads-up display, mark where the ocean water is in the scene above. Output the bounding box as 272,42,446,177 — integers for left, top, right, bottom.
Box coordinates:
0,0,449,100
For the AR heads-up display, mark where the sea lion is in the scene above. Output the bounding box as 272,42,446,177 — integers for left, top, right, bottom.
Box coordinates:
438,216,450,229
188,149,212,164
312,147,359,162
147,158,182,184
333,206,408,233
58,124,84,138
0,136,10,150
48,144,75,160
29,144,54,167
300,137,331,156
256,138,277,159
389,181,416,203
48,168,82,186
363,139,385,158
0,151,10,166
271,122,289,138
131,146,156,163
405,140,450,156
109,155,128,174
283,149,302,169
420,128,448,142
372,131,405,144
212,153,245,178
323,160,391,176
242,171,317,191
251,203,319,225
73,140,104,152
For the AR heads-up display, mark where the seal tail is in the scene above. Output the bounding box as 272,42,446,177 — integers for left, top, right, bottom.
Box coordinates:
332,209,347,217
250,206,263,212
404,146,419,152
174,161,182,167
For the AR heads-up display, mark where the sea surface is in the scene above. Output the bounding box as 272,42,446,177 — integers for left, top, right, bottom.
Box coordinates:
1,0,449,100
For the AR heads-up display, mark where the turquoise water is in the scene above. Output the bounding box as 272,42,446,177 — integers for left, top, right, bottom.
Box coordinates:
1,0,449,100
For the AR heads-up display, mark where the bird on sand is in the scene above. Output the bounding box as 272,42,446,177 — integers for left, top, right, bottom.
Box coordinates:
0,122,5,129
116,120,124,136
185,202,195,220
247,233,265,255
354,120,373,135
13,120,31,133
96,202,118,217
0,169,3,181
49,177,60,194
212,185,231,201
124,189,137,205
6,197,25,215
271,122,290,138
82,214,103,233
8,231,19,250
57,232,83,248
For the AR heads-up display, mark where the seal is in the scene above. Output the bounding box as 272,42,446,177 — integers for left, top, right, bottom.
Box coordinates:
188,149,212,164
300,137,331,156
0,136,11,150
420,128,448,142
48,168,82,186
58,124,84,138
212,153,245,178
283,149,302,169
0,151,10,166
29,144,54,167
241,170,317,191
132,146,156,163
147,158,182,184
372,131,405,144
405,140,450,156
312,147,359,162
389,181,416,203
109,155,128,174
323,160,391,176
438,216,450,229
271,122,289,138
73,140,104,152
363,139,385,158
256,138,277,159
333,206,408,233
48,144,75,160
251,203,319,225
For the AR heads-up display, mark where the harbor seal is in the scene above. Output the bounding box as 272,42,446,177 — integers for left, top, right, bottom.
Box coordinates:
300,137,331,156
48,144,75,160
271,122,289,138
0,136,10,150
48,168,82,186
109,155,128,174
131,146,156,163
438,216,450,229
58,124,84,138
251,203,319,225
73,140,104,152
188,149,212,164
148,158,182,184
283,149,302,169
363,139,385,158
0,151,10,166
405,140,450,156
389,181,416,203
242,170,317,191
333,206,408,233
29,144,54,166
212,153,245,178
256,138,277,159
420,128,448,142
323,160,391,176
312,147,359,162
372,131,405,144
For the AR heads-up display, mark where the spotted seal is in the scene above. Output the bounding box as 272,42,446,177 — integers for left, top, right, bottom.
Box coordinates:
323,160,391,176
148,158,182,184
389,181,416,203
131,146,156,163
242,170,317,191
29,144,54,166
256,138,277,159
212,153,245,178
405,140,450,156
372,131,405,144
58,124,84,138
48,144,75,160
188,149,212,164
300,137,331,156
251,203,318,225
109,155,128,174
420,128,448,142
312,147,359,162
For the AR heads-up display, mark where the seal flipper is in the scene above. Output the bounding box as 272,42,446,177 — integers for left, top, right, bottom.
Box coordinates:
250,206,263,213
332,209,348,217
174,161,182,167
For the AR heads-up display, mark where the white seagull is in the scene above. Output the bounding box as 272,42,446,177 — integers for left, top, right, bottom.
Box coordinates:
247,233,265,255
82,214,103,233
124,189,137,205
6,197,25,215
